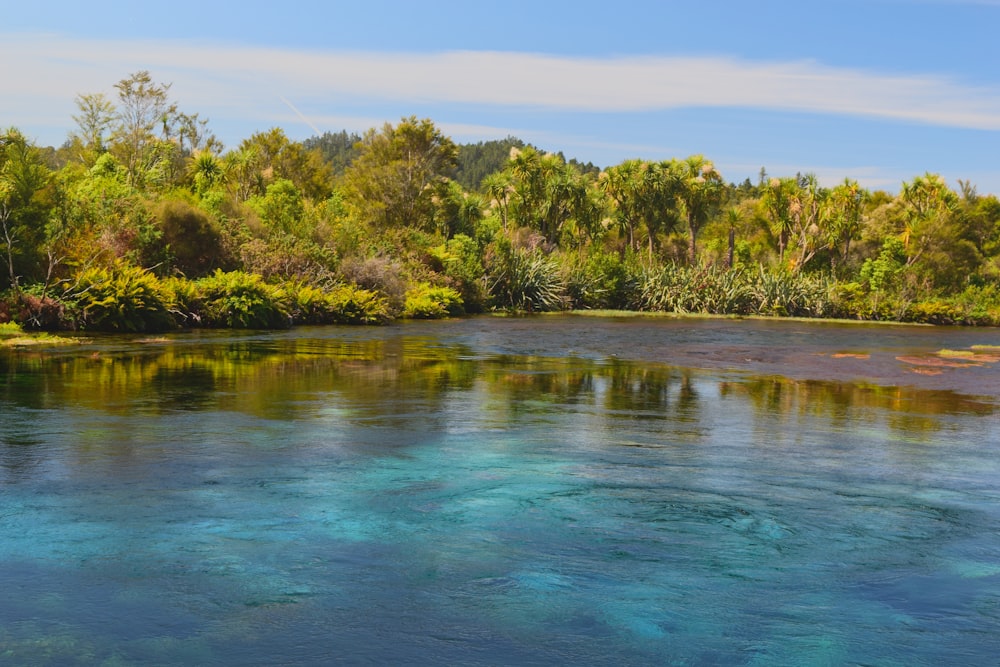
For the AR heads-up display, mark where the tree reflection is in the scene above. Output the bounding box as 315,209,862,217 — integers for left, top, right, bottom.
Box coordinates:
1,332,994,451
723,376,994,440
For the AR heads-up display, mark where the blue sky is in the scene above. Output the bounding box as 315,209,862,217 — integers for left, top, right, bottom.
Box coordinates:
3,0,1000,193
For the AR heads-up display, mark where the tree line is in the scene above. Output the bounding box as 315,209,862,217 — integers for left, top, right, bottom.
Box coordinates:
2,71,999,332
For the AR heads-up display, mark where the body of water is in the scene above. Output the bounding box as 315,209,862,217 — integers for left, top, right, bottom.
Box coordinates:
2,316,999,665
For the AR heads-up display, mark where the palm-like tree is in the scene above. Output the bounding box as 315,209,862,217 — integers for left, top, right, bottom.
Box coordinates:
188,151,225,195
600,160,642,252
760,176,798,266
482,171,512,231
671,155,724,265
823,178,868,272
898,173,957,249
224,146,263,203
601,159,681,260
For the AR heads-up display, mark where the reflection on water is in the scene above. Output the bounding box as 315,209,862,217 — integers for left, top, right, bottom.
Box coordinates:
1,317,999,665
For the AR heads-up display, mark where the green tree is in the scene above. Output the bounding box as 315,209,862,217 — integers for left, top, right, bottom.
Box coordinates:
224,145,264,203
601,159,680,259
431,179,484,239
247,178,306,236
109,71,178,189
153,199,224,277
823,178,869,273
64,153,151,267
303,130,363,175
0,129,51,289
189,151,226,196
671,155,725,265
341,117,458,230
788,173,826,272
502,147,597,246
482,171,513,231
71,92,116,160
600,160,642,252
896,173,959,265
759,176,799,267
236,128,332,201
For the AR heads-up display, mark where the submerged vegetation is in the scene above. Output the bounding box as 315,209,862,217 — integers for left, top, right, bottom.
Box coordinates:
3,71,1000,332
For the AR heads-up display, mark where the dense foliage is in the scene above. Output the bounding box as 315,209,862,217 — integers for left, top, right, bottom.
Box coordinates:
3,71,1000,332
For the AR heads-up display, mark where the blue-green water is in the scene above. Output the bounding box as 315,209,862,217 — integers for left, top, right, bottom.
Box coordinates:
2,316,999,665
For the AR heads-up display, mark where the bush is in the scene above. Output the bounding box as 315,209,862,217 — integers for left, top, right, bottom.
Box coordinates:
339,256,408,315
486,241,565,312
0,288,69,330
564,251,642,310
288,282,390,325
905,300,967,325
428,235,487,313
66,264,175,332
904,286,1000,326
403,283,464,319
748,267,829,317
690,265,754,314
238,234,337,281
159,275,203,327
0,321,22,338
154,199,225,277
638,264,831,317
323,285,391,324
194,270,290,329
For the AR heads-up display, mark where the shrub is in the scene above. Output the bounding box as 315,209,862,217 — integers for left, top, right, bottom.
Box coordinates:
238,234,337,281
688,265,753,314
322,284,391,324
564,251,642,310
747,267,831,317
403,283,464,319
0,321,22,338
486,241,565,312
339,256,408,315
0,288,69,330
639,263,707,313
428,235,487,313
194,270,290,329
154,199,225,277
66,264,175,332
905,299,967,325
159,275,204,327
287,282,390,325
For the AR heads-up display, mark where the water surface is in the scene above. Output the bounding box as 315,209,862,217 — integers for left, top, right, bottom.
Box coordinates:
2,316,999,665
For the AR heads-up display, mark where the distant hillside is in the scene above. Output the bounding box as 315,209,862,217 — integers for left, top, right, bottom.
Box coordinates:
305,131,599,191
302,130,363,175
453,137,525,190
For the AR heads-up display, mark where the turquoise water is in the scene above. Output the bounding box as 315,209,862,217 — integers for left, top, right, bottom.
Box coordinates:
2,316,999,665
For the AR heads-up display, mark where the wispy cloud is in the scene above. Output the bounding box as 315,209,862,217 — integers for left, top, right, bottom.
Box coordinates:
3,33,1000,134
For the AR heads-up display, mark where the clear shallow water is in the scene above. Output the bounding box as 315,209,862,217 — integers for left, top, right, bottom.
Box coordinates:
2,316,999,665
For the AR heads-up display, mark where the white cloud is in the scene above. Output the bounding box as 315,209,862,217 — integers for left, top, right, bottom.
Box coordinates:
3,33,1000,133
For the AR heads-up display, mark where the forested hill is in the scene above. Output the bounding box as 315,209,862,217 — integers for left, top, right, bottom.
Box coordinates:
303,132,598,191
